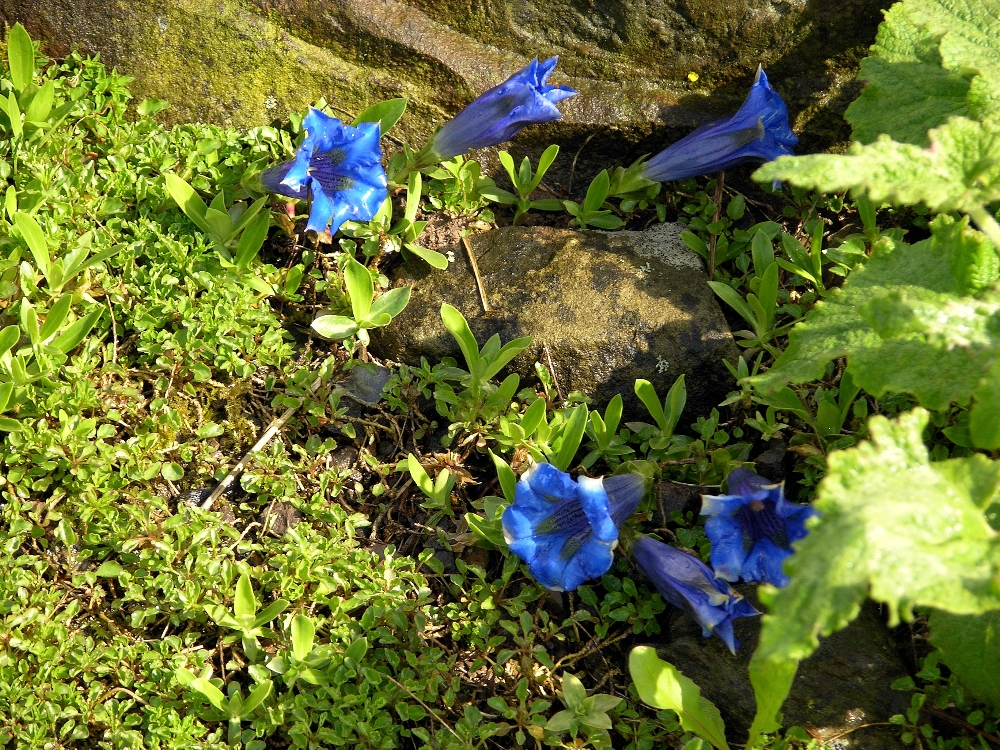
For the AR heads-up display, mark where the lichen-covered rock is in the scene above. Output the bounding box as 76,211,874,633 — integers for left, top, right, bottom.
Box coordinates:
370,223,738,421
2,0,887,153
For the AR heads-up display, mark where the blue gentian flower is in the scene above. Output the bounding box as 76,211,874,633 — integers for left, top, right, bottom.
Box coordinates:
640,67,797,182
261,108,387,235
501,463,645,592
701,468,817,588
632,535,759,653
426,57,576,161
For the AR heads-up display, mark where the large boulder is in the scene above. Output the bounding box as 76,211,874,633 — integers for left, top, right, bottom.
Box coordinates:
370,223,738,421
3,0,888,154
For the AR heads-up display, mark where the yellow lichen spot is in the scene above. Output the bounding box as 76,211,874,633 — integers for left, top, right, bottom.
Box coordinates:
688,71,700,82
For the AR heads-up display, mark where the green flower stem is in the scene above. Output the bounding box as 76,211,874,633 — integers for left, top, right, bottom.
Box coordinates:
388,143,442,186
966,204,1000,254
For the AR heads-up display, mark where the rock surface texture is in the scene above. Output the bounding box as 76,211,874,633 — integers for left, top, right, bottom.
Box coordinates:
370,223,738,421
3,0,888,153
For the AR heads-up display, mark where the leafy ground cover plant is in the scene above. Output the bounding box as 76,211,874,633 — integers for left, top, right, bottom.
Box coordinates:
2,7,999,750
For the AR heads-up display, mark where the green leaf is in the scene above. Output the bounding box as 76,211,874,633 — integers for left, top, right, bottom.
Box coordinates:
189,678,228,713
234,573,257,620
530,144,560,193
747,657,797,748
530,197,564,211
751,230,774,277
407,453,434,498
709,281,760,334
368,286,411,321
904,0,1000,121
404,243,448,269
441,303,481,372
603,393,623,438
161,462,184,481
552,404,588,472
13,212,49,277
755,117,1000,216
937,213,1000,294
560,672,587,711
845,3,973,146
95,561,124,578
498,151,518,188
38,294,71,343
203,207,232,241
235,209,270,270
480,186,518,205
4,92,21,137
971,357,1000,449
254,599,289,628
584,170,611,213
240,680,273,715
756,408,1000,668
481,336,532,381
749,233,997,413
466,511,506,546
584,212,625,230
344,636,368,662
344,255,373,323
928,609,1000,706
665,375,687,436
137,98,170,117
23,80,54,124
6,23,34,93
545,709,576,734
50,308,102,354
489,450,517,504
405,171,421,223
629,646,730,750
197,422,225,438
0,325,19,358
0,382,14,414
311,315,359,340
164,174,212,235
352,98,407,134
5,185,17,220
635,379,667,433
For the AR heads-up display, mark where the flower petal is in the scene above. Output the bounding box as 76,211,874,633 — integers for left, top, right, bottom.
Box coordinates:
701,468,817,588
428,58,576,160
261,159,306,198
603,472,647,526
640,67,797,183
633,535,758,652
501,463,624,591
741,537,792,587
704,515,750,582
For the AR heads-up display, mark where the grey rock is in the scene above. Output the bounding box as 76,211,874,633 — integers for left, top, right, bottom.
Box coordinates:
258,501,303,537
652,481,708,522
3,0,887,157
370,224,738,421
330,446,359,472
753,439,789,483
649,594,908,749
340,363,392,406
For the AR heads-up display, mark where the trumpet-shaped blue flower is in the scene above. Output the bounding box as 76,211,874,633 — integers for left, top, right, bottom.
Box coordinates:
640,67,797,183
701,468,817,588
427,57,576,161
261,108,387,235
502,463,645,592
632,535,759,653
